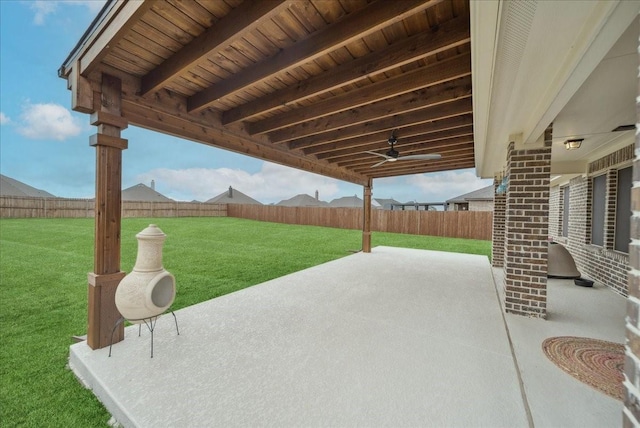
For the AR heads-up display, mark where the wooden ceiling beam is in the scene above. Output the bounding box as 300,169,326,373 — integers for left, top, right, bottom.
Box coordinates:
90,64,368,185
187,0,441,113
273,78,471,144
122,100,368,185
303,115,473,156
140,0,291,95
286,97,473,150
247,55,471,135
221,15,471,125
314,125,474,160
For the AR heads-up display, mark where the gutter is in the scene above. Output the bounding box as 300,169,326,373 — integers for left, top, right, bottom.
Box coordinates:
57,0,116,79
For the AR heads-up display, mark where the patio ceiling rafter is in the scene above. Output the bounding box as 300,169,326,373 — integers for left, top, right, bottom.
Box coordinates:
185,0,444,113
60,0,475,185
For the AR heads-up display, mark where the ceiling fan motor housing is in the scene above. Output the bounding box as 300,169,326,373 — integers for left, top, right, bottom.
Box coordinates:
386,148,399,159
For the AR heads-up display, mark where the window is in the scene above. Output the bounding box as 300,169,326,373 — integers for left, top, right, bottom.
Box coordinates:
615,166,632,253
591,174,606,246
562,186,569,237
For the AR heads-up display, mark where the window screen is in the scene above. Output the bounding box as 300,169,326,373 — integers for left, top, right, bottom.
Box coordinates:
615,166,632,253
591,174,606,246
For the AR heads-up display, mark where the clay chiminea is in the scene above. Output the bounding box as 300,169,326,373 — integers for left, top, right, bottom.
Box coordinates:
115,224,176,322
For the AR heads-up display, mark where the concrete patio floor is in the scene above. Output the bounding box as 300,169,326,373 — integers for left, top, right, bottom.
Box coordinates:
69,246,626,427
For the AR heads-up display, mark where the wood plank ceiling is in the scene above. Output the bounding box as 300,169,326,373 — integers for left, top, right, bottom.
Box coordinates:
60,0,473,186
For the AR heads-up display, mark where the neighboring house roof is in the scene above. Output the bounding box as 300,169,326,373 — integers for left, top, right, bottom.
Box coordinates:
329,195,381,208
374,198,403,209
446,185,494,204
122,183,174,202
276,194,328,207
0,174,56,197
206,186,262,205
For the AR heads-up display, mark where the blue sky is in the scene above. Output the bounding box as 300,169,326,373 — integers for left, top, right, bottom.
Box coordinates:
0,1,491,204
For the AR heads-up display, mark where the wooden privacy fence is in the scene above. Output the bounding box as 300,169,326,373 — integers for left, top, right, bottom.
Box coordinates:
1,197,492,240
0,196,226,218
228,205,492,240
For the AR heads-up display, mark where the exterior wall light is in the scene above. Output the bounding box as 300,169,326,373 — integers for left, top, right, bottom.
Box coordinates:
564,138,583,150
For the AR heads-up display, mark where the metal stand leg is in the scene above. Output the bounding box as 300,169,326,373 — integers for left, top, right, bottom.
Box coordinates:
171,311,180,335
108,317,125,357
107,311,179,358
141,317,159,358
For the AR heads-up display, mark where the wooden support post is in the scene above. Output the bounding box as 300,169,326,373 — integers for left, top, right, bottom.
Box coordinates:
362,179,372,253
87,74,128,350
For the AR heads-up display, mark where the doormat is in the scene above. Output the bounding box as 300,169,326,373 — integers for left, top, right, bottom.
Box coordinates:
542,336,625,401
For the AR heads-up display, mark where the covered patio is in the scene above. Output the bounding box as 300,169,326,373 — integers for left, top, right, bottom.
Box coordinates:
70,247,625,427
58,0,639,425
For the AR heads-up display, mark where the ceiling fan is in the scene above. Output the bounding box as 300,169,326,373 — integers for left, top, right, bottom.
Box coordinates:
365,133,441,168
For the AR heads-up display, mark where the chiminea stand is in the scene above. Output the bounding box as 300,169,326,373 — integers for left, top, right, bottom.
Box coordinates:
108,311,179,358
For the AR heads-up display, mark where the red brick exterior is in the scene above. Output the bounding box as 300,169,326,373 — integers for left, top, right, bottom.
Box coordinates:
623,24,640,426
548,147,633,297
503,139,551,318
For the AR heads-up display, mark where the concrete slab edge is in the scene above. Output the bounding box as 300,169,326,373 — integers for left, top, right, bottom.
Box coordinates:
68,344,133,428
489,268,535,428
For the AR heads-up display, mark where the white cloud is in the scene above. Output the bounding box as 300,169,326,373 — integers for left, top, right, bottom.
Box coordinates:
30,1,57,25
18,103,82,141
0,112,10,125
406,170,493,200
137,163,341,203
29,0,106,25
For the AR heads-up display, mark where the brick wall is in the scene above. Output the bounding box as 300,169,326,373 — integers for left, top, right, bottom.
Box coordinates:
492,176,506,267
549,186,561,239
623,23,640,426
565,175,591,269
548,154,631,297
503,139,551,317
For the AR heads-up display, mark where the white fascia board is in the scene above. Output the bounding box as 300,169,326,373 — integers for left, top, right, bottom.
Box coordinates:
470,0,501,179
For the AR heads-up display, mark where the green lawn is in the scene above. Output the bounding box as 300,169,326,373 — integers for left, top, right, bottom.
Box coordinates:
0,217,490,427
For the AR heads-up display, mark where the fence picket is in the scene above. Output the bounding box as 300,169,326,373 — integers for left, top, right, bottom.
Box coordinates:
1,197,492,240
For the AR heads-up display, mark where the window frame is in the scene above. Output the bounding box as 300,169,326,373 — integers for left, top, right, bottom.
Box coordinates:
614,165,632,253
591,173,607,247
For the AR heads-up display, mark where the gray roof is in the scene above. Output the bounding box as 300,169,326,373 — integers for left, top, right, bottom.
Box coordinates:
374,197,403,207
0,174,56,197
446,185,494,204
276,194,328,207
122,183,174,202
329,195,363,208
329,195,382,208
206,187,262,205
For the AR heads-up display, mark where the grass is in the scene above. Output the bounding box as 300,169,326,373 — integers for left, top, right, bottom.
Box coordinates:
0,217,490,427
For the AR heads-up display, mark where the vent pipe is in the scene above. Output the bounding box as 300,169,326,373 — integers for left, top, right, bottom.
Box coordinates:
228,186,233,198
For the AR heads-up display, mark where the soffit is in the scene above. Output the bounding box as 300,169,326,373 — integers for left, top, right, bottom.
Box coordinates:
473,0,639,178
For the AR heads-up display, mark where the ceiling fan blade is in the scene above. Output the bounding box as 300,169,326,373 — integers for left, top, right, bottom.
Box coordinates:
364,150,391,160
398,154,442,161
371,159,389,168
